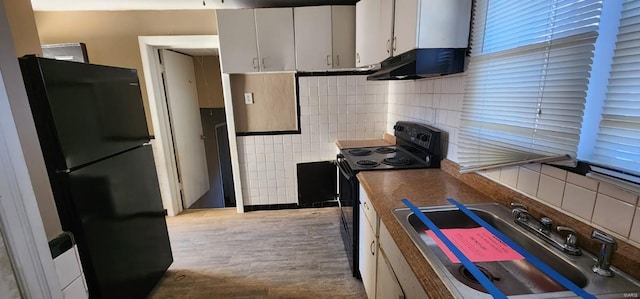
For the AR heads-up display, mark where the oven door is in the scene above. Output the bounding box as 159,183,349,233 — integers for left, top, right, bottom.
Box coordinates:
336,154,360,278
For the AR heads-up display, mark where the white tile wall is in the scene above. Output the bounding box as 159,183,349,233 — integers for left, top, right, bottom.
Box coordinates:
479,164,640,246
237,75,388,205
385,74,466,161
384,73,640,249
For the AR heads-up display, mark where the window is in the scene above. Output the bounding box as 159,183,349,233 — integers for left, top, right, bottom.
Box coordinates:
458,0,604,172
584,0,640,187
460,0,640,190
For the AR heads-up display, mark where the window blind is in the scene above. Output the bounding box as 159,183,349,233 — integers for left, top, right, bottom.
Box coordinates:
458,0,603,173
588,0,640,182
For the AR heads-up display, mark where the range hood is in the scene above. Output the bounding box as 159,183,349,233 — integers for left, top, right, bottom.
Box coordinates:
367,48,467,81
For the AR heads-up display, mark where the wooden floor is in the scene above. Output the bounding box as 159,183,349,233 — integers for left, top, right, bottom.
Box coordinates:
149,207,366,299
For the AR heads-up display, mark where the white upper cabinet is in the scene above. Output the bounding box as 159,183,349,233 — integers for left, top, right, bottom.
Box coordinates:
393,0,419,55
255,8,296,72
415,0,472,49
331,6,356,69
294,6,333,70
216,9,259,73
355,0,394,67
217,8,295,73
294,5,356,71
356,0,472,65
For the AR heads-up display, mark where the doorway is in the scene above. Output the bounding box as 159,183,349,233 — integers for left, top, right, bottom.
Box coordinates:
138,36,243,216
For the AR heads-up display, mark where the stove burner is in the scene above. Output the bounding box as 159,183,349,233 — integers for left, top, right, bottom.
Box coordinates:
375,147,397,154
348,148,372,156
356,160,379,168
383,157,414,166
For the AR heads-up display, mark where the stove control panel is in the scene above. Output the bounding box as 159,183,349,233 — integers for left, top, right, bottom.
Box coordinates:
394,121,441,151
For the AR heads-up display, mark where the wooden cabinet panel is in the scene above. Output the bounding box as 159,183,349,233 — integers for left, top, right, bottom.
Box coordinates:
331,6,356,68
294,6,333,71
359,203,377,299
216,9,259,73
393,0,419,55
255,8,296,71
376,248,405,299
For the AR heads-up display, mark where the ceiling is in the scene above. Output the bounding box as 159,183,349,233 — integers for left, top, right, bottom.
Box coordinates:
30,0,357,11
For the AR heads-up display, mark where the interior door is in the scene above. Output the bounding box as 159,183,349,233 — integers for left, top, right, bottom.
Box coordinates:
161,49,210,209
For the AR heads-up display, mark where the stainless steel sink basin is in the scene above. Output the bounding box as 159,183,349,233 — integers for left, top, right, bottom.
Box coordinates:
393,203,640,298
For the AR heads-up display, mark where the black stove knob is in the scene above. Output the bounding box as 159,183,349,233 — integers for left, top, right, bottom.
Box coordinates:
394,125,405,132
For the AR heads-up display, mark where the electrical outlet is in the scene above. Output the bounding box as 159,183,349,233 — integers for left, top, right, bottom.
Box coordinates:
244,92,254,104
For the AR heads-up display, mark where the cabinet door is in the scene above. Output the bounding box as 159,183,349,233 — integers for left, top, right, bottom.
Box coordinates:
356,0,394,67
377,0,395,61
331,6,356,68
255,8,296,71
376,249,405,299
359,204,377,299
393,0,419,55
355,0,377,67
294,6,332,71
216,9,259,73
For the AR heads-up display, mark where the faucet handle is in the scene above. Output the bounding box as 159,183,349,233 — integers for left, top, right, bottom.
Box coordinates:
557,226,578,248
510,202,528,210
540,217,553,233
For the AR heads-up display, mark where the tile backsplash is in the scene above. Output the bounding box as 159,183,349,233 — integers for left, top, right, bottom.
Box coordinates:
385,74,466,162
236,75,388,206
385,74,640,249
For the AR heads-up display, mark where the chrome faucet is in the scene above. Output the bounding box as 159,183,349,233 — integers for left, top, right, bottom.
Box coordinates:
591,230,617,277
510,203,582,256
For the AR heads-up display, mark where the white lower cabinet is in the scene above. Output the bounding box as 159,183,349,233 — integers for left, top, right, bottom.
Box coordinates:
359,200,378,299
359,187,428,298
376,248,405,299
379,221,429,298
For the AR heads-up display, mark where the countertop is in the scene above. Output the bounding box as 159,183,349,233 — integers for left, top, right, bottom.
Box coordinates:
357,167,495,298
358,161,640,297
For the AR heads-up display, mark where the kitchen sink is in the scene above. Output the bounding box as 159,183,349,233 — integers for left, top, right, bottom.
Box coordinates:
393,203,640,298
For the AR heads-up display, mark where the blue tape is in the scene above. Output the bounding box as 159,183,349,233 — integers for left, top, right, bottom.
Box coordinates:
401,198,508,299
447,198,596,299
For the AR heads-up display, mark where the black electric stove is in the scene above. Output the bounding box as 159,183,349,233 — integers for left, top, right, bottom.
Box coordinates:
336,121,442,278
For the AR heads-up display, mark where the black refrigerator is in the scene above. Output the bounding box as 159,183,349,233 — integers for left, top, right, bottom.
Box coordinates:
19,56,173,298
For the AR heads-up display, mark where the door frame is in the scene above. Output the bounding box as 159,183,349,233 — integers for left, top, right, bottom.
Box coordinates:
138,35,244,215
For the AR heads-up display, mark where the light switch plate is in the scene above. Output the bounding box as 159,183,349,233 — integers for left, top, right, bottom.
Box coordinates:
244,92,254,104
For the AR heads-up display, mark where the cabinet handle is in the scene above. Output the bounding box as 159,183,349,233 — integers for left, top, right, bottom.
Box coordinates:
370,240,375,255
261,57,267,69
363,201,368,210
327,54,332,66
386,39,391,54
252,57,259,70
336,55,340,66
356,53,360,63
393,36,397,52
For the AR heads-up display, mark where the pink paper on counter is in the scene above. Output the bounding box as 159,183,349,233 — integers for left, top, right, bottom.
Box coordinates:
426,227,524,263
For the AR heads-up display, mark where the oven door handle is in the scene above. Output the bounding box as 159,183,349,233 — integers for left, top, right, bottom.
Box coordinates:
336,155,356,180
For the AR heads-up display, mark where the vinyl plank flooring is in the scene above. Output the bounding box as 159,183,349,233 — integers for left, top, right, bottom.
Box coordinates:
149,207,366,299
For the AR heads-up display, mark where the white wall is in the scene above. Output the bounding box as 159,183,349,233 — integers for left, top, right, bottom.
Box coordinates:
236,75,388,205
385,74,640,250
0,231,20,299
